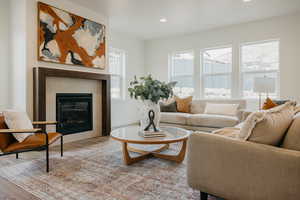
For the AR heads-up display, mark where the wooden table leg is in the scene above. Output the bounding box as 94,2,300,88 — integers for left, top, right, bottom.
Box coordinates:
152,140,187,163
122,142,151,165
127,144,169,154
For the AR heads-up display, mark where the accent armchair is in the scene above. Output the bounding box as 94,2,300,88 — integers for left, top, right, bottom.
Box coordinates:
0,115,63,172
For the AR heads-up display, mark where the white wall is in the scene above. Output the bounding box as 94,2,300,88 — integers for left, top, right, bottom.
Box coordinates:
109,31,145,128
0,0,11,110
10,0,27,111
145,13,300,109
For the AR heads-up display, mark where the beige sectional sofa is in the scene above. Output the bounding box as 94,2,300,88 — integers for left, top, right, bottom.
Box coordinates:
160,99,247,132
187,105,300,200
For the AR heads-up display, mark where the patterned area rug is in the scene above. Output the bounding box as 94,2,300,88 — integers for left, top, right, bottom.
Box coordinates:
0,137,221,200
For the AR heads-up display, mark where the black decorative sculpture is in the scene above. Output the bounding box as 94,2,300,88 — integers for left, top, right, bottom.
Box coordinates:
144,109,159,132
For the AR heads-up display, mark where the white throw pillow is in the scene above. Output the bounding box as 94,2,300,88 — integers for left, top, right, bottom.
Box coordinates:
3,110,34,143
204,103,239,116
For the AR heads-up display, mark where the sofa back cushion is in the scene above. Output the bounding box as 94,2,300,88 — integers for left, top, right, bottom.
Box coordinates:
190,99,246,114
160,101,177,112
204,103,239,116
282,112,300,151
239,102,295,146
0,115,16,151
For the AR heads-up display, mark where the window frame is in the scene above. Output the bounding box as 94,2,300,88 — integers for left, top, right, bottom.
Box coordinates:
168,50,195,97
200,45,233,99
109,47,126,100
239,39,280,99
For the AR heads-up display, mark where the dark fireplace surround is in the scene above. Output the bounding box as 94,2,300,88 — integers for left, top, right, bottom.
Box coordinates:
33,67,111,136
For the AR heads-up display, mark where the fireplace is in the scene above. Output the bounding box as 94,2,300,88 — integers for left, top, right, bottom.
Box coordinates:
56,93,93,135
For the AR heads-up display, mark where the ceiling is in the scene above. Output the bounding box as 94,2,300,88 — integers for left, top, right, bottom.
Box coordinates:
72,0,300,40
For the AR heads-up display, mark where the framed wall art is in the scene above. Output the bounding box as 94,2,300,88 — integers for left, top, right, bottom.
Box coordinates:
38,2,106,69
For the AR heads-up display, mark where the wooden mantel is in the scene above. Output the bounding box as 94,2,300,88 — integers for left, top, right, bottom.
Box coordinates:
33,67,111,136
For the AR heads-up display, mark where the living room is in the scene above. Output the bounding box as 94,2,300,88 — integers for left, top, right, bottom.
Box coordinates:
0,0,300,199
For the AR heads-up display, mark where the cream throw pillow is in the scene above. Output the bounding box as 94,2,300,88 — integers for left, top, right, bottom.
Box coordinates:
204,103,239,116
3,110,34,143
239,101,296,146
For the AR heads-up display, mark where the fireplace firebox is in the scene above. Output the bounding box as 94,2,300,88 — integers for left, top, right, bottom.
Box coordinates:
56,93,93,135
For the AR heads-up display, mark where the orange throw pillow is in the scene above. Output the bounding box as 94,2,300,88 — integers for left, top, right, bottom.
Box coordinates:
262,97,278,110
174,96,193,113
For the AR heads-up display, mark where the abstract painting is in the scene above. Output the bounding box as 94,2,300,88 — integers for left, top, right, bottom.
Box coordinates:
38,2,106,69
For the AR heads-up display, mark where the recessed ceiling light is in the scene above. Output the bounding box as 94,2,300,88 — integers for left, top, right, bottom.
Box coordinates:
243,0,252,2
160,18,167,23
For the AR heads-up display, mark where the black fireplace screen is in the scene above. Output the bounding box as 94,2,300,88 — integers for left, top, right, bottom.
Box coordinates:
56,93,93,135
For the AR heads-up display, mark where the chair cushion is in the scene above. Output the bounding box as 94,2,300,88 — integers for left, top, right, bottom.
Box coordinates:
187,114,239,128
3,110,34,142
160,112,190,125
239,101,295,146
0,115,16,152
4,132,61,153
281,112,300,151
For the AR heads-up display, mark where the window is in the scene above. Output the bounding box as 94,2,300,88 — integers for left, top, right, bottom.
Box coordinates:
169,51,194,97
201,47,232,98
241,40,279,98
109,48,126,99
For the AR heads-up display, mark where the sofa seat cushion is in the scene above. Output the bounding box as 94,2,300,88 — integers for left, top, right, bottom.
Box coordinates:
4,132,61,153
160,112,190,125
187,114,239,128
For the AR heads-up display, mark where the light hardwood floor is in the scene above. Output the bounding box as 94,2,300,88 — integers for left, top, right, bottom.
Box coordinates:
0,177,40,200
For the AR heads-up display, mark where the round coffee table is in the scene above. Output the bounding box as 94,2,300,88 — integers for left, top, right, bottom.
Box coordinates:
111,126,190,165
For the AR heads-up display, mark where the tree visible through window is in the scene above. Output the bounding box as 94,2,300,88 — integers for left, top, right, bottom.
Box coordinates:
169,51,194,97
109,48,125,99
241,40,279,98
201,47,232,98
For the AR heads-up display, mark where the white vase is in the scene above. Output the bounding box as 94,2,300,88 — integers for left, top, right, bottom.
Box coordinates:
139,100,161,131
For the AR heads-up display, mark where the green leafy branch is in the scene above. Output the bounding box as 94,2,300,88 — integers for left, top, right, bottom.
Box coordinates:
128,75,177,104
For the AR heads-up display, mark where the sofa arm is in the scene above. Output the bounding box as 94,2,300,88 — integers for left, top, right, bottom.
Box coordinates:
187,132,300,200
237,109,252,122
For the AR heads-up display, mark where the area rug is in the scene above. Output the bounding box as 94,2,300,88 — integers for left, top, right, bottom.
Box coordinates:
0,137,221,200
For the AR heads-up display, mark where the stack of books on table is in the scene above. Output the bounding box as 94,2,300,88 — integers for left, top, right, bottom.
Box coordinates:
139,130,166,138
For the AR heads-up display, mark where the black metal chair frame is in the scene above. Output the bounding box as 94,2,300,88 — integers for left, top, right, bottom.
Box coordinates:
0,125,63,173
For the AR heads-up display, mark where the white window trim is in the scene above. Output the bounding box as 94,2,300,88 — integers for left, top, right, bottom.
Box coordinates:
168,50,195,96
200,45,233,99
239,39,280,99
168,50,195,79
109,47,126,100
